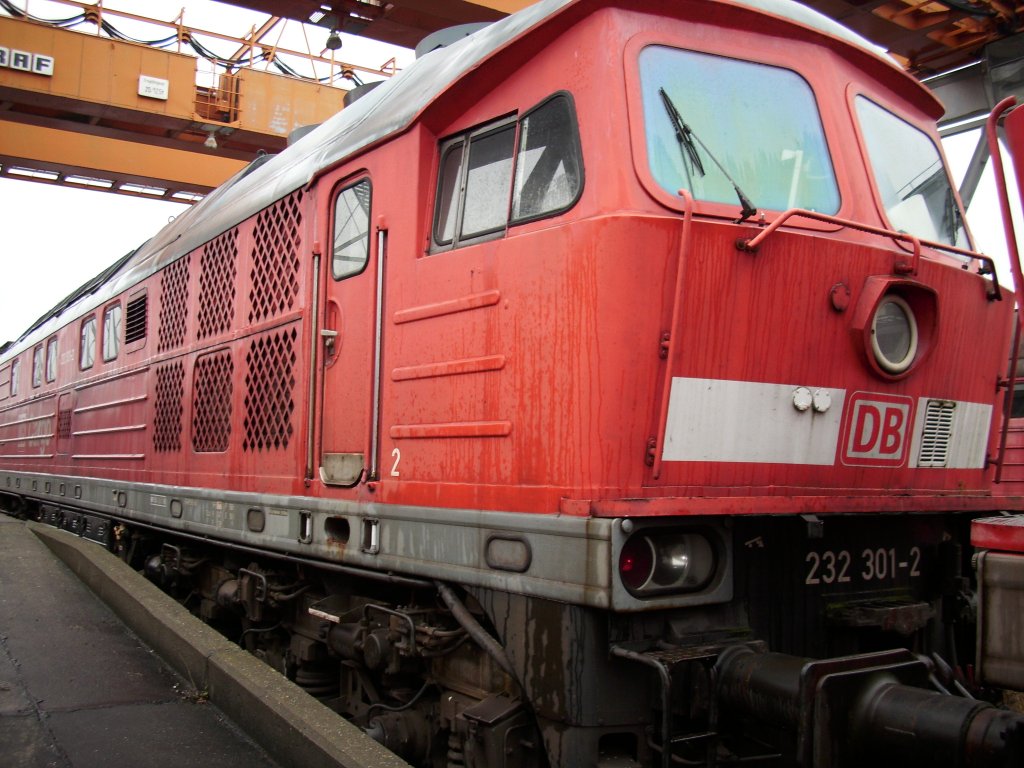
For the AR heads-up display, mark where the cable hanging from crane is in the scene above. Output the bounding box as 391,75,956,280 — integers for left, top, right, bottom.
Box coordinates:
0,0,366,85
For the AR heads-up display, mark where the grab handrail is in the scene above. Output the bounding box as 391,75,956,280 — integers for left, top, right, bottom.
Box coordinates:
651,189,694,480
736,208,1002,301
985,97,1023,481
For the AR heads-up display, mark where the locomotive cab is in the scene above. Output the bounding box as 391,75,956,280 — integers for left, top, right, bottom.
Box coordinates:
3,1,1024,767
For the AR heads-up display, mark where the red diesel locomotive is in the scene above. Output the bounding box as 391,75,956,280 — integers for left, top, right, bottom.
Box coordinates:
2,0,1024,765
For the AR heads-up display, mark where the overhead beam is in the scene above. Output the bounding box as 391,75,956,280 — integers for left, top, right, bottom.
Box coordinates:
0,122,246,200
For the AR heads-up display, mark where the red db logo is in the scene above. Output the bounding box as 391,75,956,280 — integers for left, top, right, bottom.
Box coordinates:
841,392,914,467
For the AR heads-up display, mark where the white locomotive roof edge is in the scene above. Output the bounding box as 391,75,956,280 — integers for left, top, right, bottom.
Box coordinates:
6,0,896,357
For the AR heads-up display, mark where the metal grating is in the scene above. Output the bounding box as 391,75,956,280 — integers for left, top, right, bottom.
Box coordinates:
153,361,185,453
248,191,303,324
125,293,148,344
192,350,233,452
917,400,956,468
158,255,191,352
196,229,238,340
243,327,297,452
57,407,72,440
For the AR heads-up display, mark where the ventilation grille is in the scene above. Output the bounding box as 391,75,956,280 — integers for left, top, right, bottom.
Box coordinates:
192,351,233,452
243,328,297,452
249,191,303,324
153,361,185,453
918,400,956,468
197,229,238,340
125,294,148,344
158,256,191,352
57,408,72,440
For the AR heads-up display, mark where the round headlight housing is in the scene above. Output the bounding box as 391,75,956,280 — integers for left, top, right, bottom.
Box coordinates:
618,530,716,596
871,295,917,374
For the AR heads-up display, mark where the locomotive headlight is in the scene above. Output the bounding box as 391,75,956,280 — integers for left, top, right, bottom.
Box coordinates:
619,530,716,596
871,295,917,374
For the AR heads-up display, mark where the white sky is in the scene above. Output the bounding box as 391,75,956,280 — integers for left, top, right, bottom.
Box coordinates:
0,1,1021,345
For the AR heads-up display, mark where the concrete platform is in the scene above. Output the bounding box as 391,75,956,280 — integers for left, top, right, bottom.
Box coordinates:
0,516,409,768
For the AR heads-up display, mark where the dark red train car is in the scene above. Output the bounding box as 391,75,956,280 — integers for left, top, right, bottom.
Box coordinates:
3,1,1023,765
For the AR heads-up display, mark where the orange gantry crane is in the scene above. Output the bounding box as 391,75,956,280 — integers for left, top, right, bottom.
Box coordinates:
0,1,398,202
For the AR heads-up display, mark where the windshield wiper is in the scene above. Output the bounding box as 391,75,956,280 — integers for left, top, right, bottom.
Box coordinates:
659,87,704,179
659,88,758,223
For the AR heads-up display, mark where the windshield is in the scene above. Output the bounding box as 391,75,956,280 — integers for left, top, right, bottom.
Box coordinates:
855,96,969,249
639,46,840,214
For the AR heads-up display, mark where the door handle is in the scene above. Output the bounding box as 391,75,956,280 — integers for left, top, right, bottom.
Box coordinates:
320,328,338,354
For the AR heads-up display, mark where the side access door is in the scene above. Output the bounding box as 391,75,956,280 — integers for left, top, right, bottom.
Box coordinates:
318,175,377,486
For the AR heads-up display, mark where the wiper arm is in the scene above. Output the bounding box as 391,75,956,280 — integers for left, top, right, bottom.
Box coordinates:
659,88,758,223
659,87,704,179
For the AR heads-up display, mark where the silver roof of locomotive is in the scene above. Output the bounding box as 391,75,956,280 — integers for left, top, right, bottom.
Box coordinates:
6,0,895,355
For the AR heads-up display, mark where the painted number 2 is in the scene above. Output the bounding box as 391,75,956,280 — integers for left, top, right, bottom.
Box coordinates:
390,447,401,477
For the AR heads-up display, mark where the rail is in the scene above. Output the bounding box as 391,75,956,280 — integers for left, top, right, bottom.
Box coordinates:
986,97,1024,482
736,208,1003,301
651,189,694,480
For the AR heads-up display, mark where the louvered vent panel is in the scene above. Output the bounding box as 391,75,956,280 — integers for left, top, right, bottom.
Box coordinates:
158,255,191,352
192,351,233,452
125,294,148,343
153,361,185,453
197,229,238,340
248,191,303,324
243,328,297,452
917,400,956,468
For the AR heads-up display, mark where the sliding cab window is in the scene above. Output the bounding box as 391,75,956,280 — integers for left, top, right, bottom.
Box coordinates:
639,46,839,214
45,337,57,382
333,179,372,280
103,302,122,362
9,357,20,397
855,96,969,249
432,93,583,251
80,316,97,371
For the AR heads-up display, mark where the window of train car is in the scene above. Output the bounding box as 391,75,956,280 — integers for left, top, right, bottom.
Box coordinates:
79,316,97,370
462,124,516,238
854,96,969,248
639,46,839,214
432,94,583,250
332,179,372,280
102,303,122,362
45,337,57,382
32,345,43,388
9,358,19,397
511,95,584,223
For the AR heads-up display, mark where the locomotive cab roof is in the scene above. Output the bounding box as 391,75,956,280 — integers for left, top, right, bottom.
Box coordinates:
3,0,930,358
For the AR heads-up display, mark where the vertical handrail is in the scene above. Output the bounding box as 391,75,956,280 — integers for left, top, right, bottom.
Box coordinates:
987,98,1024,310
369,226,387,481
652,190,694,480
986,97,1024,481
306,251,321,481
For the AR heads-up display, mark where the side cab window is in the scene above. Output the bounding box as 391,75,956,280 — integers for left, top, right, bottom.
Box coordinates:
9,357,20,397
332,179,372,280
45,337,58,382
103,302,123,362
431,92,583,252
80,316,97,371
32,345,44,388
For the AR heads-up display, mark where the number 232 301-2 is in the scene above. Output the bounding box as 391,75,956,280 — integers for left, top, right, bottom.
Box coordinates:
804,547,922,586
